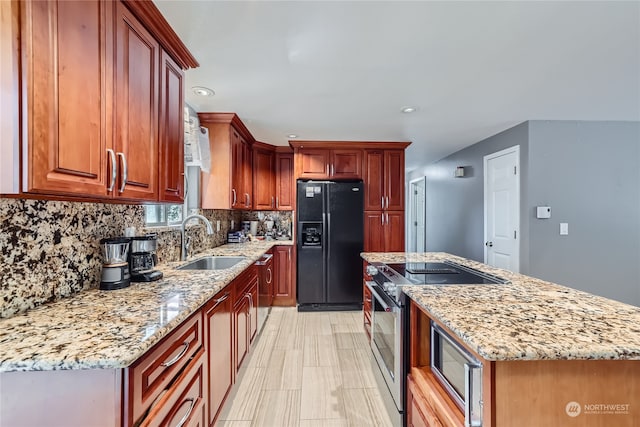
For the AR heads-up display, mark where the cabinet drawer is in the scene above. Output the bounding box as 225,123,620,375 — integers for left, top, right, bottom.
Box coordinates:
126,313,203,425
232,265,258,305
140,349,206,427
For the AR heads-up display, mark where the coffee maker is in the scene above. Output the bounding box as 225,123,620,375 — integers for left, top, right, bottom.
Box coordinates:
129,234,163,282
100,237,131,290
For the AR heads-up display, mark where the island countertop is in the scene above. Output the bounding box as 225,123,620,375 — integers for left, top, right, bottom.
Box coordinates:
0,240,293,373
361,252,640,361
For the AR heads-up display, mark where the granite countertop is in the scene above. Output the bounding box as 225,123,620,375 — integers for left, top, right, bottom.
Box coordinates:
361,252,640,361
0,240,293,373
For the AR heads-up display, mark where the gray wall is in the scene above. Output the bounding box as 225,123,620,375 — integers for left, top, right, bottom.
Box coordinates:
408,122,530,265
409,120,640,306
526,121,640,306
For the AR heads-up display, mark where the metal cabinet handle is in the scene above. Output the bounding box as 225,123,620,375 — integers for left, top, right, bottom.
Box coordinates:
271,196,275,208
174,397,196,427
161,342,189,367
106,149,116,191
381,214,384,226
211,293,229,310
245,193,250,207
232,188,237,206
266,267,272,284
331,164,334,176
275,197,279,209
381,196,384,209
325,164,329,176
116,152,127,193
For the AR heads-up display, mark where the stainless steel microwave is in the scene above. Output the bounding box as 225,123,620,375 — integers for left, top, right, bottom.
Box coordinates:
431,321,483,427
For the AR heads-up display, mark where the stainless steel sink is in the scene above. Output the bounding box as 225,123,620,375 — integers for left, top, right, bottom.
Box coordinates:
176,256,247,271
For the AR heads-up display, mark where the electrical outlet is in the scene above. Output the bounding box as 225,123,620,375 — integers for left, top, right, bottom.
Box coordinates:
560,223,569,235
216,220,220,232
231,220,234,230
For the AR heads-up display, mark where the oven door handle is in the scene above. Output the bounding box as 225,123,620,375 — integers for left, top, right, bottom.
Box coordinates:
365,281,393,312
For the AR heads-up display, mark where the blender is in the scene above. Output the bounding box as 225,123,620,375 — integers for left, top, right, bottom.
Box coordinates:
100,237,131,290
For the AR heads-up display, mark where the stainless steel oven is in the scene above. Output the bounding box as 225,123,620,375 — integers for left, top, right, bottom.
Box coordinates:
365,281,403,414
431,321,483,427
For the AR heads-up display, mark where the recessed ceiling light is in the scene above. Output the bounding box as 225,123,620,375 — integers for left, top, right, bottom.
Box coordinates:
401,106,417,113
192,86,215,97
288,134,298,139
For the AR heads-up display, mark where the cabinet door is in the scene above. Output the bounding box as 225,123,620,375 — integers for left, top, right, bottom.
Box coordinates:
22,0,111,197
205,291,233,426
275,152,294,210
158,50,184,202
272,245,295,306
385,150,405,211
385,211,405,252
364,211,385,252
253,149,275,210
331,149,362,179
364,150,384,210
242,138,253,208
408,376,441,427
298,149,330,179
248,280,258,343
230,130,243,208
114,2,159,201
234,297,250,372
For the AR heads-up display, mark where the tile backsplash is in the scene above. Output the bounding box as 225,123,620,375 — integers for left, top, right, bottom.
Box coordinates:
0,198,256,318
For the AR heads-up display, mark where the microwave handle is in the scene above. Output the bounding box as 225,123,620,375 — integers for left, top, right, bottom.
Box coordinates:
465,362,483,427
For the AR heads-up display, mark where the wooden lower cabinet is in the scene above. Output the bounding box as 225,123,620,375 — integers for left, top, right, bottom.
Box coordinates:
272,245,296,306
409,300,640,427
140,349,206,427
364,211,405,252
204,290,233,426
363,283,372,339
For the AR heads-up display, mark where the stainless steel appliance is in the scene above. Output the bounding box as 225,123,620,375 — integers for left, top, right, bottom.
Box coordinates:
365,260,507,426
255,252,274,333
431,321,483,427
297,180,364,311
129,234,163,282
100,237,131,290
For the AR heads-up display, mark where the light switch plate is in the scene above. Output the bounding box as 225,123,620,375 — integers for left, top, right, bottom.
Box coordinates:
560,223,569,235
537,206,551,219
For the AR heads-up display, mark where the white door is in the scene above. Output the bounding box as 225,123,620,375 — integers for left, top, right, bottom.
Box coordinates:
408,177,426,252
484,146,520,272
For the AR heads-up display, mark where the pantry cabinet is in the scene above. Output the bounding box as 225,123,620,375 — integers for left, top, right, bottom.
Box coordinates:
364,149,405,211
14,0,196,202
364,210,405,252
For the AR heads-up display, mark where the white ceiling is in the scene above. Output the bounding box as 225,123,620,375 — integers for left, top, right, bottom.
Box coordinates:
155,1,640,171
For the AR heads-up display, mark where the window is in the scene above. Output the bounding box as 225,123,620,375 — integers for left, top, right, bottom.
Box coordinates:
144,204,184,227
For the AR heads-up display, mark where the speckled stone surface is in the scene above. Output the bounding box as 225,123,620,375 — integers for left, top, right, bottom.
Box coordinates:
362,252,640,361
0,240,292,372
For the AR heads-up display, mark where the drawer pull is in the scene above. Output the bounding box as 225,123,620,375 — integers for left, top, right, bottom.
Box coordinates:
161,342,189,367
211,293,230,310
174,397,197,427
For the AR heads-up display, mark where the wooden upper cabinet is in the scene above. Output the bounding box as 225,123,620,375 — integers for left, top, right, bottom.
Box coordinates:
253,146,275,210
158,50,184,202
22,0,112,197
298,148,331,179
199,113,255,210
364,150,384,210
17,0,196,202
297,148,362,180
113,2,159,201
364,149,405,211
385,150,405,211
331,149,362,179
275,152,294,210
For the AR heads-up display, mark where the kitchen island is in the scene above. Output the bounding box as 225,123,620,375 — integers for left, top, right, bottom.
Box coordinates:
0,240,293,426
361,252,640,427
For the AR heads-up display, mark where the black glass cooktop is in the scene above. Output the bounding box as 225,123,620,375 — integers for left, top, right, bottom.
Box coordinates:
386,262,506,285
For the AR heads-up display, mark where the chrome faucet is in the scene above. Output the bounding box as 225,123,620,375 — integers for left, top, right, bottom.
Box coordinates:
181,214,214,261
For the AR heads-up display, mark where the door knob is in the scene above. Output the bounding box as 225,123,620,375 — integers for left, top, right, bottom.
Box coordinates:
485,241,493,247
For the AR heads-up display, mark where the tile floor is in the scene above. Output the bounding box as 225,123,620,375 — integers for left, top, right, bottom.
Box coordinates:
216,307,393,426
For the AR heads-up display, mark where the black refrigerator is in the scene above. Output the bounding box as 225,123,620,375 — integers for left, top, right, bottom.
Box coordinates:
297,180,364,311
